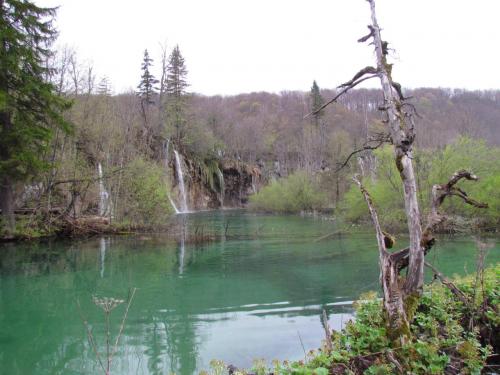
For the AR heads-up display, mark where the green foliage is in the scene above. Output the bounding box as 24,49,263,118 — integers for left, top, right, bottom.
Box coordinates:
341,137,500,230
364,363,395,375
341,146,406,229
165,45,189,144
137,49,159,105
310,80,324,126
119,158,173,225
0,0,72,180
249,171,327,213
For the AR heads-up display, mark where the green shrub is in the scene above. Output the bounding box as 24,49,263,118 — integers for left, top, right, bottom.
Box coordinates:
118,158,174,225
249,171,327,213
340,137,500,230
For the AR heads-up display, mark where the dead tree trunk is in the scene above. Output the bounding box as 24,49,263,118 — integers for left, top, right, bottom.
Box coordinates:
308,0,488,342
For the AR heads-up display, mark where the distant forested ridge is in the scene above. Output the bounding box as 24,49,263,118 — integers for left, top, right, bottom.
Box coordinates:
2,31,500,237
189,88,500,165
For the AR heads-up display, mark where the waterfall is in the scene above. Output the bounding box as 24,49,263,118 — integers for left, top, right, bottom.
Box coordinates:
217,169,225,208
97,162,110,216
164,141,180,214
251,174,257,193
168,195,180,214
174,150,188,213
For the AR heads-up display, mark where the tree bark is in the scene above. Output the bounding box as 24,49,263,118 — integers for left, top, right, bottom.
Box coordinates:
0,106,16,237
367,0,424,298
315,0,489,344
0,176,15,237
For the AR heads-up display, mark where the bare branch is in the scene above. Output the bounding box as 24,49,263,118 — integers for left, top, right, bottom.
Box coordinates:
425,262,470,306
335,139,387,173
304,74,377,119
110,288,137,362
358,25,375,43
339,66,378,88
352,175,389,256
446,170,479,189
429,170,487,220
322,309,333,352
77,299,106,374
50,167,125,188
393,170,488,272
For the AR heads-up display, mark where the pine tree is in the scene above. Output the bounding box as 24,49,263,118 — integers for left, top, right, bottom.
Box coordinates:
310,80,324,127
0,0,71,236
166,45,188,98
137,49,158,105
165,45,189,144
97,76,113,96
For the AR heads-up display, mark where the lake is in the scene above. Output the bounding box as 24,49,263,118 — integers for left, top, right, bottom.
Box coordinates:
0,210,498,374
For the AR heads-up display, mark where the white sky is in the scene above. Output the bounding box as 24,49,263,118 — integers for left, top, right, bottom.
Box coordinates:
36,0,500,95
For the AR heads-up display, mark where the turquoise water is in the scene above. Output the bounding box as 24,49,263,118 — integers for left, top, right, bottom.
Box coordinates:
0,210,498,374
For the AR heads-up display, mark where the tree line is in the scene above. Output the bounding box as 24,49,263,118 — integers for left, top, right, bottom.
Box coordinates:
2,0,500,238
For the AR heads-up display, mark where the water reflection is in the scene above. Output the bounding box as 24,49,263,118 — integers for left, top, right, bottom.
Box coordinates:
100,237,106,278
0,211,498,375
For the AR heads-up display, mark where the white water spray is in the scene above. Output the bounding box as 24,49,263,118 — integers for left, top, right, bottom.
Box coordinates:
174,150,188,213
98,163,110,216
251,174,257,193
217,169,225,208
164,141,180,214
168,195,180,214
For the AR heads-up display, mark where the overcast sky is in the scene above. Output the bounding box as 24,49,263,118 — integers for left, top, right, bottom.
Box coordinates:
36,0,500,95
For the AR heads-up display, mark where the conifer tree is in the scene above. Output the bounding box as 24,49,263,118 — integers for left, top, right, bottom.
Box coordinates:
137,49,158,105
97,76,112,96
165,45,189,144
0,0,71,236
310,80,324,127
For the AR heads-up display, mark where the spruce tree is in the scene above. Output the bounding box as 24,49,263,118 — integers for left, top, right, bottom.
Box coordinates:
137,49,158,105
0,0,71,236
165,45,188,144
310,80,324,127
166,45,188,98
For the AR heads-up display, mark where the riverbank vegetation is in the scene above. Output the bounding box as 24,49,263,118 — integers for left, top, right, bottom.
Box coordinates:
341,137,500,232
207,265,499,375
248,172,326,213
2,0,500,240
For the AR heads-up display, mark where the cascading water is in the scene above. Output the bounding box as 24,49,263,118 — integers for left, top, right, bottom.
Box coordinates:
173,150,189,213
217,169,225,208
251,174,257,193
164,141,180,214
168,195,180,214
98,163,110,216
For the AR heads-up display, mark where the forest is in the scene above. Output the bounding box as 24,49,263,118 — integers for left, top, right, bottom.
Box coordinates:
2,39,500,237
1,1,499,374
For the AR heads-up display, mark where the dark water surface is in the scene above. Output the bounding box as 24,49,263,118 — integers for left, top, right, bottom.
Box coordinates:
0,210,498,374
